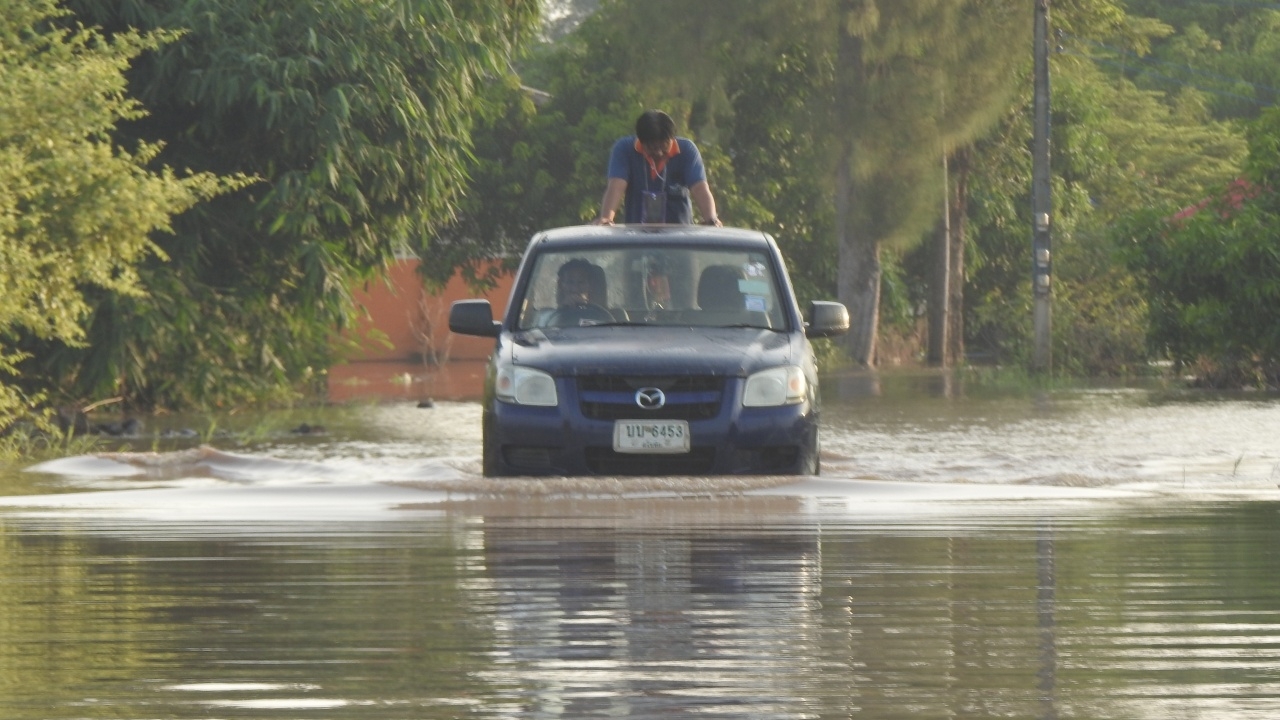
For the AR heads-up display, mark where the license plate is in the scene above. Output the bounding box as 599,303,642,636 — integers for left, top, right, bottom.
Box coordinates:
613,420,690,454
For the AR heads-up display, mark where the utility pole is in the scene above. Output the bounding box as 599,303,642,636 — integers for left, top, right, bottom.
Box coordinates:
1031,0,1053,373
928,150,951,367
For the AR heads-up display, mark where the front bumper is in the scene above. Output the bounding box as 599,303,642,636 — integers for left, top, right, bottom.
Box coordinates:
485,377,818,476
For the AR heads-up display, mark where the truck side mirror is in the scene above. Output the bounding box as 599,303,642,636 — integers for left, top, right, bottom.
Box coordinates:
806,301,850,338
449,299,501,338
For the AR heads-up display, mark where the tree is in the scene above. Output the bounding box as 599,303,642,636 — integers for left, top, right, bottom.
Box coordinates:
906,0,1135,370
481,0,1034,366
802,1,1029,365
1117,2,1280,121
0,0,240,428
721,43,836,307
432,1,837,298
423,33,643,289
542,0,602,41
41,0,541,408
1120,107,1280,387
619,0,1033,365
963,31,1246,374
442,0,1249,379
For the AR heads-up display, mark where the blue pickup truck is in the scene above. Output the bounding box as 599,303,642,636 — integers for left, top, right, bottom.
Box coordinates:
448,225,849,476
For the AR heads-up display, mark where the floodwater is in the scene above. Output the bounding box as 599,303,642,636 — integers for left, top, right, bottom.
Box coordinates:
3,365,1280,719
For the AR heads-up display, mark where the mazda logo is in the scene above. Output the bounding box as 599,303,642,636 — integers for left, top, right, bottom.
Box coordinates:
635,387,666,409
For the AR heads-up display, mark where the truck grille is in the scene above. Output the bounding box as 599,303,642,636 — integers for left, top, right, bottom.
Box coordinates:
578,376,725,421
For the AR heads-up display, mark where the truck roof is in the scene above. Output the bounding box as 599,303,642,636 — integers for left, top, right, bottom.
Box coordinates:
529,225,776,251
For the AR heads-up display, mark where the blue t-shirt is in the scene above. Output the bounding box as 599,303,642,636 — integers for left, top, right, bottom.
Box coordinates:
607,136,707,224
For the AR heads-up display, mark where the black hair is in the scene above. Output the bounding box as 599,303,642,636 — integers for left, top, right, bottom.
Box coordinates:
558,258,595,277
635,110,676,144
557,258,605,305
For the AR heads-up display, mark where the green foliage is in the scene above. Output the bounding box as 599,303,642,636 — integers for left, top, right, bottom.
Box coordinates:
0,351,42,439
29,0,541,409
542,4,1010,364
424,35,639,288
0,0,243,427
811,0,1035,251
1120,110,1280,387
1246,104,1280,189
369,0,1260,383
428,3,792,284
1121,199,1280,387
444,1,1033,324
963,16,1246,375
720,43,835,306
437,0,1266,384
1117,2,1280,121
1052,56,1242,376
0,419,102,463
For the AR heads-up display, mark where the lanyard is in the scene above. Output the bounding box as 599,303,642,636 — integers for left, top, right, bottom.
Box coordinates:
644,160,667,194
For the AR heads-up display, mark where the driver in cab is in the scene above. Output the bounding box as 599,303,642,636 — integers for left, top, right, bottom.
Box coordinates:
548,259,613,327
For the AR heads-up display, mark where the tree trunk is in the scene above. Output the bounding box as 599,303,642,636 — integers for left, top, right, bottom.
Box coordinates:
946,147,971,367
834,10,880,366
838,238,882,366
837,158,881,365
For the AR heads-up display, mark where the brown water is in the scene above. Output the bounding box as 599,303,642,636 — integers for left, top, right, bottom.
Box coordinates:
3,368,1280,718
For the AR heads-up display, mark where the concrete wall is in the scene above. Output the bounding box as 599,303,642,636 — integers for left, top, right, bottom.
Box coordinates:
343,259,513,363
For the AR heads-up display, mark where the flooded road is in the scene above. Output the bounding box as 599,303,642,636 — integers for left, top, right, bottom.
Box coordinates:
3,367,1280,718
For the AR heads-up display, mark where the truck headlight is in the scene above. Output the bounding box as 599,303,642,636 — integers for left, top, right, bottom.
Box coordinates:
742,366,806,407
495,366,558,406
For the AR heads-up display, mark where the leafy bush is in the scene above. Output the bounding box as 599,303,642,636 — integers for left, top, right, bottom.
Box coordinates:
1121,108,1280,387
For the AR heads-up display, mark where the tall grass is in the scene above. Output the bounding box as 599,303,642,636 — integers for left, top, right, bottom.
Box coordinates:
0,425,102,465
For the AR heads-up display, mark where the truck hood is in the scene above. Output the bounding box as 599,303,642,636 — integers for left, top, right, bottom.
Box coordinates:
508,326,795,377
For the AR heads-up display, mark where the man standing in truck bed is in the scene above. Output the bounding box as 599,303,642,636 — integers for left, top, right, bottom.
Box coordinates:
591,109,721,226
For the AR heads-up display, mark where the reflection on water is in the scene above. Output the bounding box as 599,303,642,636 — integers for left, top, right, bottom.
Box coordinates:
3,370,1280,718
819,370,1280,490
5,503,1280,719
326,359,489,403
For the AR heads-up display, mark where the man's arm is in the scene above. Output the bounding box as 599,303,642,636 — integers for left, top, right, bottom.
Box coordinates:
592,178,628,225
690,181,721,226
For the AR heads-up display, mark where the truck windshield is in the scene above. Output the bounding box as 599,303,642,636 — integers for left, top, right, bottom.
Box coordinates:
515,246,786,331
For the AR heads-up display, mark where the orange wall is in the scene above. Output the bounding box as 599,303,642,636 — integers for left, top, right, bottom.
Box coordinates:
343,259,513,362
